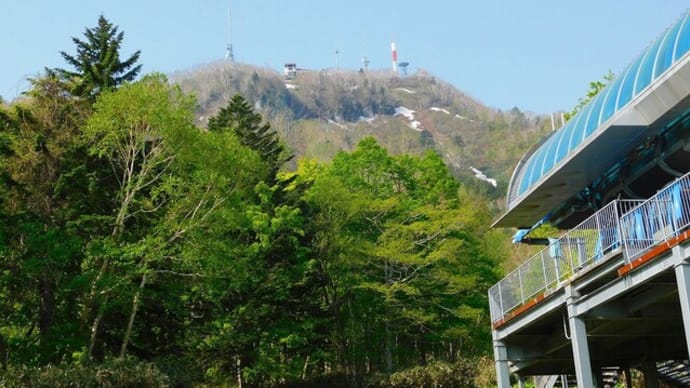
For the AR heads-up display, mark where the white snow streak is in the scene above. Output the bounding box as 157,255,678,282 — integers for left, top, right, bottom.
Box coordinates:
395,88,416,94
394,106,423,131
327,119,347,129
430,107,450,115
470,166,497,187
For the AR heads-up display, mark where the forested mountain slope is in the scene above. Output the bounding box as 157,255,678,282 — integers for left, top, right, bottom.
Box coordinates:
0,15,550,387
173,61,553,203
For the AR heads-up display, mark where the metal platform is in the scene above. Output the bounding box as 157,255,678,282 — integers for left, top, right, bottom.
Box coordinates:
491,173,690,387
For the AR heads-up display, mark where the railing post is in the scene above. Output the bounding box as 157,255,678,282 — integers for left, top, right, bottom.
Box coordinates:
541,253,549,292
553,250,561,284
622,211,631,264
594,209,602,264
655,195,666,242
615,200,623,253
498,282,505,321
518,268,525,305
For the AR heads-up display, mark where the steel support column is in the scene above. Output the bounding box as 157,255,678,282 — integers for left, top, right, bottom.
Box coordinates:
566,286,596,387
493,332,511,388
675,262,690,358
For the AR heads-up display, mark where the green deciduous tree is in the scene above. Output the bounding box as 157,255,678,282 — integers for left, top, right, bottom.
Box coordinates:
0,76,96,365
297,138,501,381
564,71,614,121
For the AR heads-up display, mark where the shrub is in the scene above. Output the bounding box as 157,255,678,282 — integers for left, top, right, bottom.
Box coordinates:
0,357,169,387
373,358,479,388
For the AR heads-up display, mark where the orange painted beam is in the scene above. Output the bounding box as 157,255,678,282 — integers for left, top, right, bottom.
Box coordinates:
492,293,546,329
618,230,690,277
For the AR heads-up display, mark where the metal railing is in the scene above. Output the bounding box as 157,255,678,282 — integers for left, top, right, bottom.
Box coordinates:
620,174,690,259
489,199,643,325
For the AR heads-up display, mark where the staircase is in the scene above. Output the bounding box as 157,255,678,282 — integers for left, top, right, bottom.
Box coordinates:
600,366,620,387
535,361,690,388
535,367,619,388
657,360,690,387
535,374,576,388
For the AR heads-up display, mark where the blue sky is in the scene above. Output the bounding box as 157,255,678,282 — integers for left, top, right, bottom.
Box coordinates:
1,1,688,113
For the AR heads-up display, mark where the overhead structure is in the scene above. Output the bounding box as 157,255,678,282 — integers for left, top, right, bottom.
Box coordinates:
225,7,235,61
495,11,690,230
490,9,690,387
391,42,398,74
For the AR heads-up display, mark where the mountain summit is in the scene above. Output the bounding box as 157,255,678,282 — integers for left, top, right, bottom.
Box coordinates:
173,61,552,200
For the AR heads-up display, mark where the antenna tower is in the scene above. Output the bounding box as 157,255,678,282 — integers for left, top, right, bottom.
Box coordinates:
391,42,398,74
361,32,369,71
362,56,370,71
225,7,235,61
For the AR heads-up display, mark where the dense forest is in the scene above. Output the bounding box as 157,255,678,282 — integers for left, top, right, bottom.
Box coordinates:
0,16,510,387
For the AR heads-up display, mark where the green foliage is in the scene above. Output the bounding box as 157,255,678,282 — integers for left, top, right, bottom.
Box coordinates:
176,63,551,198
563,71,615,121
208,94,292,178
373,358,479,388
52,15,141,98
2,29,504,385
298,137,502,380
0,357,169,387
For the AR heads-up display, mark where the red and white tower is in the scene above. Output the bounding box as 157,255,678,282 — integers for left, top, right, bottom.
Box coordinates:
391,42,398,74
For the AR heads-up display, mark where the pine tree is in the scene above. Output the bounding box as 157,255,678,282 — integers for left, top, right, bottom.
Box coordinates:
208,94,292,178
53,15,141,98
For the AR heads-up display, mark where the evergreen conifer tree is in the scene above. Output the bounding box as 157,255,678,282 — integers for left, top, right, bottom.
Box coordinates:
53,15,141,98
208,94,292,178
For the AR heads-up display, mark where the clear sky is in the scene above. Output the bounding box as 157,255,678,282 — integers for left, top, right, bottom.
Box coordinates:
1,1,689,113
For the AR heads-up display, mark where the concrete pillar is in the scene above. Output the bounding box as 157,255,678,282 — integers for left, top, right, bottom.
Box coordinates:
675,263,690,358
566,286,597,387
492,332,511,388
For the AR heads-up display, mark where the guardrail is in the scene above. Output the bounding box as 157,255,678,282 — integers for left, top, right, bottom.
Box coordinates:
489,199,643,325
620,174,690,259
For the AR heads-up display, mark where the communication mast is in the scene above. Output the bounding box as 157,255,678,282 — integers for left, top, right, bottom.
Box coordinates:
361,32,369,71
391,42,398,74
398,62,409,76
225,7,235,61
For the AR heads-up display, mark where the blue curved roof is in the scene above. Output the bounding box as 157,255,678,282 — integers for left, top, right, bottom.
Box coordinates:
496,10,690,227
515,11,690,200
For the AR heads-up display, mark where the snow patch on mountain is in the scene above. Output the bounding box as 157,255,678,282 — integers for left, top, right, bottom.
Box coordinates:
430,107,450,115
470,166,497,187
394,106,422,131
358,115,376,124
328,119,347,129
395,88,416,94
455,114,475,122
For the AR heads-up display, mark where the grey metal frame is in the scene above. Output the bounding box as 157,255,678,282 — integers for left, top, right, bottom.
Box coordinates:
489,199,643,324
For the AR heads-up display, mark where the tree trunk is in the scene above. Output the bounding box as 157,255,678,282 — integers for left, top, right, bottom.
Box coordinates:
236,355,243,388
119,272,147,358
88,296,107,359
39,272,55,343
384,260,393,374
